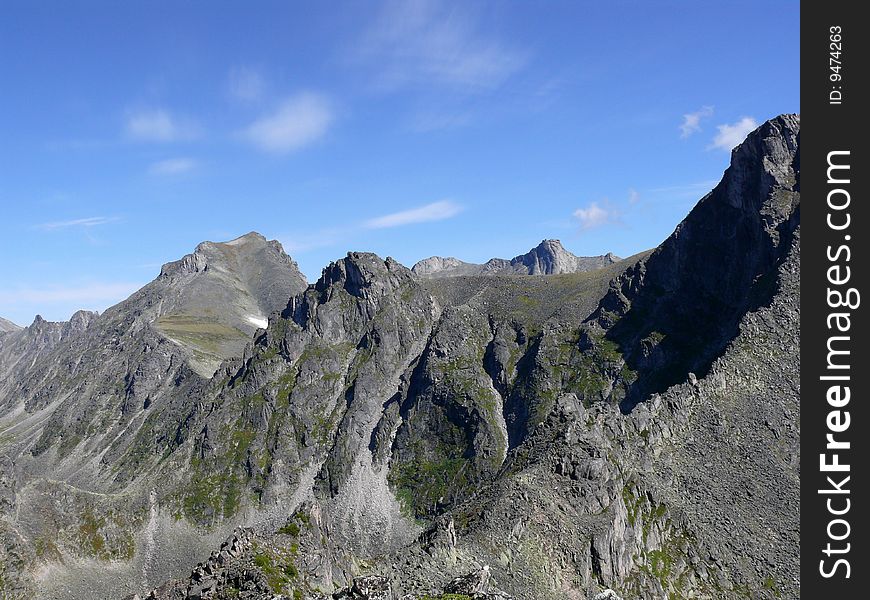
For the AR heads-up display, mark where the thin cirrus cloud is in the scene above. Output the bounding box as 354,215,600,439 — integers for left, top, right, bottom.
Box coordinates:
709,117,759,151
36,216,120,231
648,180,720,199
227,66,266,103
0,282,143,307
405,109,474,133
277,201,463,258
125,109,199,142
358,0,527,93
364,200,463,229
573,202,618,231
679,106,714,138
279,227,347,255
149,157,198,176
242,93,333,153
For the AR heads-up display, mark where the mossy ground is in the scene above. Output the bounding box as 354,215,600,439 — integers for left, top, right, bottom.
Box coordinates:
251,511,312,597
389,438,471,519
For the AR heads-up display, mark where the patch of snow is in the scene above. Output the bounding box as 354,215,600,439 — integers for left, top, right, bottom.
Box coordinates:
246,315,268,329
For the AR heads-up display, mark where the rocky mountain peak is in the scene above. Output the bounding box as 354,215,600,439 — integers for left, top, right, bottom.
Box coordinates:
16,310,98,349
283,252,434,350
160,231,294,280
124,233,308,376
512,238,609,275
8,314,69,353
724,113,799,211
68,309,97,327
64,310,98,337
192,231,270,260
535,238,566,253
411,256,470,277
314,253,413,298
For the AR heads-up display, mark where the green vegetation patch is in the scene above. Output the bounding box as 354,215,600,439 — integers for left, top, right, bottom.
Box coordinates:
277,509,311,537
180,418,259,524
251,545,300,594
182,469,243,524
74,507,136,561
389,441,471,519
155,314,247,355
553,327,636,406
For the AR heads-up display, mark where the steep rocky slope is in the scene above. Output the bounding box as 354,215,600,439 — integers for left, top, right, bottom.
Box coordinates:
0,233,306,598
0,317,21,334
0,115,799,600
413,239,618,277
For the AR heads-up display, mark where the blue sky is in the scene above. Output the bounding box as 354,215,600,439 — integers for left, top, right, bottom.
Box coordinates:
0,0,799,325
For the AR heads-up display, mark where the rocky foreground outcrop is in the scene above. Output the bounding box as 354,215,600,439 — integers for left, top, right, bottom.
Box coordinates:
0,115,799,600
125,524,518,599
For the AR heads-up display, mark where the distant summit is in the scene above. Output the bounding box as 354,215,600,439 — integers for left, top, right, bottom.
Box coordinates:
412,239,619,278
149,231,308,375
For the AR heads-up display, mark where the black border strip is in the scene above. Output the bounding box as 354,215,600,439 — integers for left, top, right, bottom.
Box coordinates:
801,1,869,596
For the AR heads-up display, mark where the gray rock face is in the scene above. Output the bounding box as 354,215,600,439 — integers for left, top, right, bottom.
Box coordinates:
409,256,476,277
337,575,393,599
412,239,618,278
0,116,799,600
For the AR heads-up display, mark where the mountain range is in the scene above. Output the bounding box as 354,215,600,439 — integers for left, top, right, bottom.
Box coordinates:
0,114,800,600
411,240,618,278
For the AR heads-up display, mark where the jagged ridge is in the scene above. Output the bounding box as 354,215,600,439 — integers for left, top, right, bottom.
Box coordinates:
0,115,800,600
412,239,618,277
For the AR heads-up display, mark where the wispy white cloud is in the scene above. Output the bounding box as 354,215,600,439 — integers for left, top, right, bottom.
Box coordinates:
227,66,265,102
709,117,758,151
242,93,333,153
405,109,473,133
628,188,641,205
45,138,112,152
679,106,714,138
0,282,142,305
274,200,465,260
357,0,527,93
364,200,463,229
573,202,618,231
36,216,120,231
125,109,199,142
149,157,198,175
279,228,346,254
